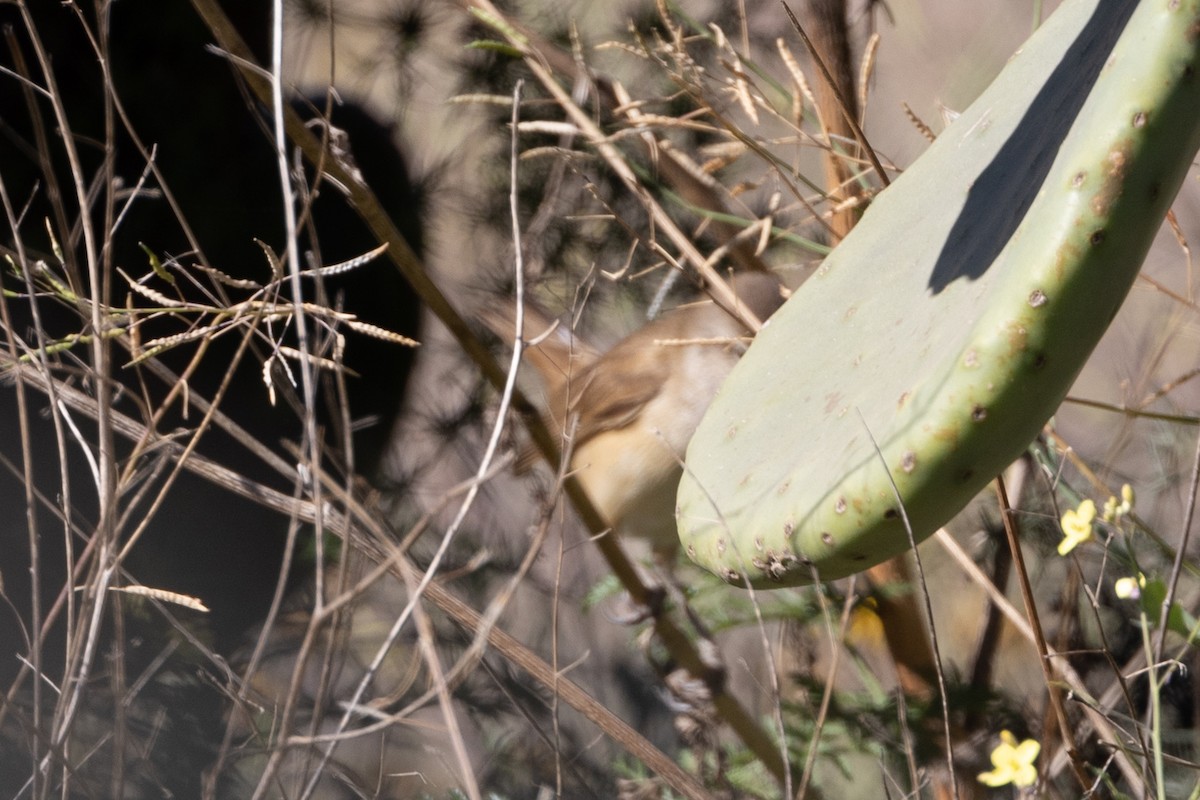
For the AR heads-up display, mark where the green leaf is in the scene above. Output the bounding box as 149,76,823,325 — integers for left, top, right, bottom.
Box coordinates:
1139,577,1200,644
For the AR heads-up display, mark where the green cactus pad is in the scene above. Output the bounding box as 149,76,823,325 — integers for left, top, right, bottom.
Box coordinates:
676,0,1200,587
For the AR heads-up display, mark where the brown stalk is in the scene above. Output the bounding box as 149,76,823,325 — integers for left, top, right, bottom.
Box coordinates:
793,0,863,240
993,474,1091,791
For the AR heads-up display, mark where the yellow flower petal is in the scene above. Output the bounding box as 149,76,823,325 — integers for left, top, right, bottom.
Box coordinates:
1059,499,1096,555
1057,526,1090,556
1014,738,1039,759
1013,762,1038,788
977,731,1040,788
977,768,1009,787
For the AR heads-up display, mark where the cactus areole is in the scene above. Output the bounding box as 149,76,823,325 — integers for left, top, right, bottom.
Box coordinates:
676,0,1200,588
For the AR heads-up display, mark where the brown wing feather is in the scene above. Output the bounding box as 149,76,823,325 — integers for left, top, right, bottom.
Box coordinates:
567,271,783,444
567,341,664,444
520,337,663,471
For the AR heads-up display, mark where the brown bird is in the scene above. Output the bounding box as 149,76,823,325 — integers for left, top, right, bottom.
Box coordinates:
487,272,786,565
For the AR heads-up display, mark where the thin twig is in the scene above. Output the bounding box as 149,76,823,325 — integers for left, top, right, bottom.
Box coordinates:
993,475,1091,791
1154,421,1200,663
797,578,855,799
298,79,535,800
778,0,890,189
857,411,958,800
16,7,118,772
933,526,1147,793
482,6,766,332
246,4,327,794
284,452,714,800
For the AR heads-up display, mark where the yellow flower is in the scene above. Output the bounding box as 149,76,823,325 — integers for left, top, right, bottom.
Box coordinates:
978,730,1040,788
1058,498,1096,556
1101,484,1135,523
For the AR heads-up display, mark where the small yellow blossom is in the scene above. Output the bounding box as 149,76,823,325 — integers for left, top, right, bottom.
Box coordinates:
1101,484,1135,523
1058,498,1096,556
978,730,1040,788
1114,574,1145,600
1102,496,1118,522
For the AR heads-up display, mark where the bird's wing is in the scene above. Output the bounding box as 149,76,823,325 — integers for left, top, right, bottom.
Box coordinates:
566,318,677,446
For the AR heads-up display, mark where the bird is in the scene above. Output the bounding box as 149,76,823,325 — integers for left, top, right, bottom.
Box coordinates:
486,271,786,567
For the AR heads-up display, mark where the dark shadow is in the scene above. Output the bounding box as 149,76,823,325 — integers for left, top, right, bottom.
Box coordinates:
927,0,1138,292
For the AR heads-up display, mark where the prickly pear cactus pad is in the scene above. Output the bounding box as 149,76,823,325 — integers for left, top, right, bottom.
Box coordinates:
676,0,1200,588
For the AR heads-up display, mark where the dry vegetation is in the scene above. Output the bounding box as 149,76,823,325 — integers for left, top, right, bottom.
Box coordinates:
1,0,1199,798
